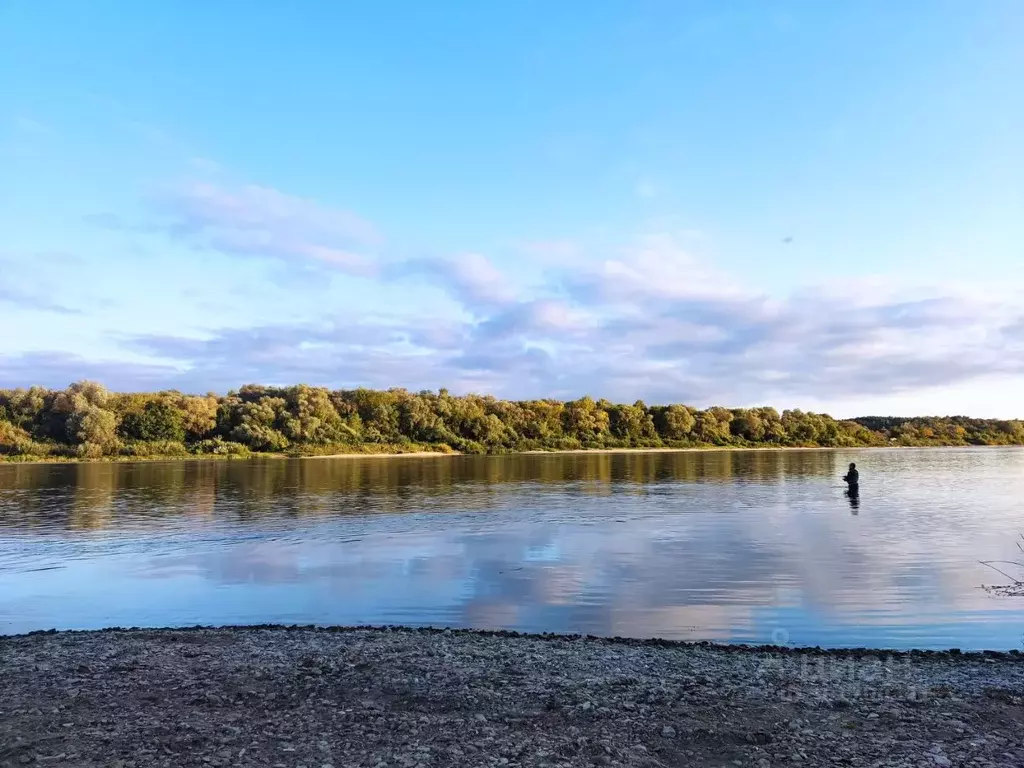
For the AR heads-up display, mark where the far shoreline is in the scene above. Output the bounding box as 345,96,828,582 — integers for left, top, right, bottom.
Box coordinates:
0,443,1011,467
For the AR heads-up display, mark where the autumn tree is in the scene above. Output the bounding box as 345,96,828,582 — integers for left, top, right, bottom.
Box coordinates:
280,385,350,444
562,397,610,442
176,394,219,441
226,395,290,451
0,386,48,434
730,409,766,442
50,381,120,454
3,382,1023,458
607,400,656,442
652,404,696,441
520,400,565,441
782,409,818,444
695,407,733,444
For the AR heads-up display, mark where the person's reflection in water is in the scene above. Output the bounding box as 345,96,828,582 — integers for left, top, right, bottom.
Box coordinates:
846,485,860,514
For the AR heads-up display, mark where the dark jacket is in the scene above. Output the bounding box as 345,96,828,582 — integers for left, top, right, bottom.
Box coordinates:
843,468,859,486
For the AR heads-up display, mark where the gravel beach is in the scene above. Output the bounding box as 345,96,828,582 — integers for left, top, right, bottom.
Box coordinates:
2,626,1023,768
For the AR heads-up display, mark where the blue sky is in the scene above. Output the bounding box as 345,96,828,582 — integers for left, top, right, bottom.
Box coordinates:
1,0,1022,417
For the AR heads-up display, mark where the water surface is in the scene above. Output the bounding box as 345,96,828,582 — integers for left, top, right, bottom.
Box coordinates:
2,448,1022,650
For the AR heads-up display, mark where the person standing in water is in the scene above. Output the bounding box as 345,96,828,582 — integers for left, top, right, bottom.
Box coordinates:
843,462,859,492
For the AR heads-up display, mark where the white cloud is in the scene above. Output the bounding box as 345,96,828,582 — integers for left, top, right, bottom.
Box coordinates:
17,159,1024,416
570,233,747,305
394,253,520,314
442,252,518,308
6,227,1023,417
175,181,378,270
102,180,385,275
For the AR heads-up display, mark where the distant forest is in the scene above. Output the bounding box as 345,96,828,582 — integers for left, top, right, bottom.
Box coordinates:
1,382,1022,460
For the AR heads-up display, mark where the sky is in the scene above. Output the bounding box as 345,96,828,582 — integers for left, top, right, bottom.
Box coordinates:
1,0,1022,418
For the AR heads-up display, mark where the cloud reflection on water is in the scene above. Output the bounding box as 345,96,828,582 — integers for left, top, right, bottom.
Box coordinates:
1,449,1023,648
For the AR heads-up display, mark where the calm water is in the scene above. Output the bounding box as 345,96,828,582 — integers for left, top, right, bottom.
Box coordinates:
1,449,1023,650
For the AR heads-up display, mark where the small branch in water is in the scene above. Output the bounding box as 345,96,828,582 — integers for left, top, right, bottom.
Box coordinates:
980,561,1022,584
980,534,1024,597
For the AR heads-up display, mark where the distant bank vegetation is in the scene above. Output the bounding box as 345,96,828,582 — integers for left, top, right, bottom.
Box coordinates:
1,382,1021,461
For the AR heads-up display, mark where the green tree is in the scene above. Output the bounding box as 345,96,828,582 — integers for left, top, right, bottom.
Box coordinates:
4,380,1024,460
0,387,48,434
562,397,610,442
71,407,119,455
695,407,733,444
730,409,765,442
280,385,349,444
608,401,656,442
230,396,290,451
756,407,787,442
398,393,454,444
176,394,219,440
653,404,696,441
121,400,186,442
520,400,565,441
345,389,401,442
782,409,817,444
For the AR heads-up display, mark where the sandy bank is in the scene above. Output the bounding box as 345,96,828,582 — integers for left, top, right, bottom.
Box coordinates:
302,450,455,460
516,446,834,455
2,626,1022,768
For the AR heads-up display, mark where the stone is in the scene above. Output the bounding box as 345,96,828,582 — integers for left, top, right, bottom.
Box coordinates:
3,626,1022,768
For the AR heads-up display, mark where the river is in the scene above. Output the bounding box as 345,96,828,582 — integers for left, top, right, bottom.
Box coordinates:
1,448,1022,650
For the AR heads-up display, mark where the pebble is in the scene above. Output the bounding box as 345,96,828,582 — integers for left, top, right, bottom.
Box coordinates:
3,626,1024,768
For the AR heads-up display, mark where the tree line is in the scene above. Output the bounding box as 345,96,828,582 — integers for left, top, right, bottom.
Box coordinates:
1,382,1021,460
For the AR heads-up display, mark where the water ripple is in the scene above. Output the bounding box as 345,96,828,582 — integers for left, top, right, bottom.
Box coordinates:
1,448,1023,649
